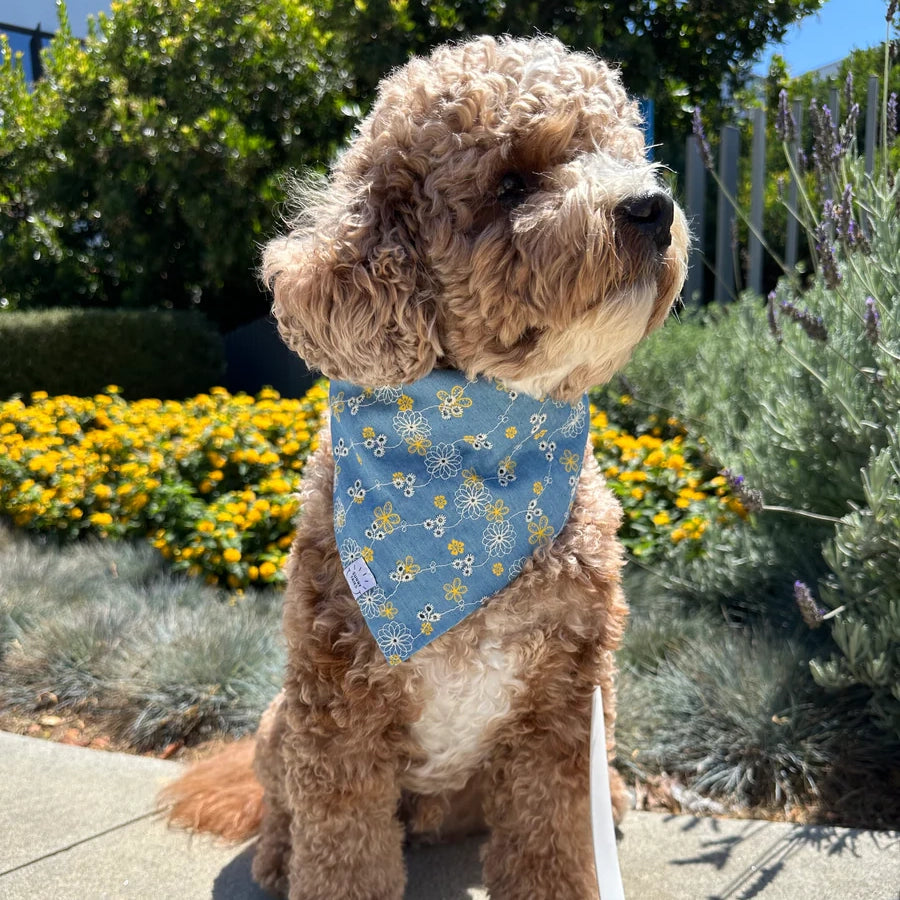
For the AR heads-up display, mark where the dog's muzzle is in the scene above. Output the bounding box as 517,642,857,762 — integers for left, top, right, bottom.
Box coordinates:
618,191,675,252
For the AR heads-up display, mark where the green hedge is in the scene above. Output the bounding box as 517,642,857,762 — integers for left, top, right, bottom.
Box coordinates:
0,309,225,400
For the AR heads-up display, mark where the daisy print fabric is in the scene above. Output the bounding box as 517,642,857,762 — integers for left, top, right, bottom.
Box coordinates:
330,371,588,664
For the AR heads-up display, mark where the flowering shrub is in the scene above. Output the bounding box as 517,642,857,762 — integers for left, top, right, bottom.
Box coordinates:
0,381,739,586
590,401,744,561
0,384,329,588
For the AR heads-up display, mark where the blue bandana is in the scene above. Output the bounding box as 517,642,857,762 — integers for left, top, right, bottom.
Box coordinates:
329,371,588,663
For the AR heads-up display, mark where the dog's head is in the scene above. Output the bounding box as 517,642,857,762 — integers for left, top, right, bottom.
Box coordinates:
263,36,689,400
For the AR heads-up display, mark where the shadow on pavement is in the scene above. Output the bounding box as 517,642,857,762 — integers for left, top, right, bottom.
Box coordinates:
210,836,486,900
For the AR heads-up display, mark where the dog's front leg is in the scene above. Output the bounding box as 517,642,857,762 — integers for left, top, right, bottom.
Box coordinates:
482,721,597,900
280,703,407,900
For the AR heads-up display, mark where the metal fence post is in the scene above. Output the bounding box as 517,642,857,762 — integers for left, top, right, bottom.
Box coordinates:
865,75,879,176
714,125,740,304
684,134,707,305
748,108,766,296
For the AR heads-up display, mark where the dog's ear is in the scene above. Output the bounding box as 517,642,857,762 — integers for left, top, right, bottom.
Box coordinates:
262,187,441,386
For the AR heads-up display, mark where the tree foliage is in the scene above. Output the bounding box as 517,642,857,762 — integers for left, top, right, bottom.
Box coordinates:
0,0,823,324
0,0,348,329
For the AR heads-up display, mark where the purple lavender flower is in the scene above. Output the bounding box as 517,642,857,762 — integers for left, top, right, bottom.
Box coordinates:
780,298,829,343
776,89,797,143
865,297,881,345
814,223,842,292
767,291,783,344
794,581,824,629
691,107,713,171
722,469,764,513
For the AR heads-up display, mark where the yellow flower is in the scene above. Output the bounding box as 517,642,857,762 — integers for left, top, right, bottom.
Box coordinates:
362,426,376,440
259,561,277,579
447,539,465,556
433,495,447,509
361,546,374,563
492,562,504,576
223,548,242,563
486,499,509,522
630,487,645,500
420,621,434,635
533,481,544,496
444,577,468,603
381,602,398,620
505,426,517,439
197,520,215,533
527,515,553,546
397,395,414,411
89,512,113,526
560,449,580,473
652,511,671,526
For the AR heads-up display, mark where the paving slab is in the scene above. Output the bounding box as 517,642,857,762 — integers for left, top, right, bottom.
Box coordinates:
1,731,897,899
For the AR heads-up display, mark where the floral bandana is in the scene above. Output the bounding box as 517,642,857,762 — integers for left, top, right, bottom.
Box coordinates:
329,371,588,663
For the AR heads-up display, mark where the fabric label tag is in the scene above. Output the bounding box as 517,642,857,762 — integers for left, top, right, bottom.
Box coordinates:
343,557,377,599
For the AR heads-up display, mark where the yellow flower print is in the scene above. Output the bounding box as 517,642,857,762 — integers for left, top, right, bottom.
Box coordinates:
389,654,402,666
492,562,505,576
560,449,580,473
330,391,346,422
406,435,432,455
436,385,473,418
486,499,509,522
381,602,398,619
361,546,374,563
527,515,553,546
462,468,482,484
391,555,421,583
421,621,434,635
362,426,376,440
373,501,401,534
433,495,447,509
397,395,414,411
447,539,465,556
505,426,517,439
533,481,544,496
444,578,468,603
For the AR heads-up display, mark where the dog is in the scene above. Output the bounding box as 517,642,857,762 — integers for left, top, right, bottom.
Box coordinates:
161,35,688,900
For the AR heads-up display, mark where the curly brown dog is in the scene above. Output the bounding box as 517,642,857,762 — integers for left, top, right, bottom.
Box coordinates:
161,35,688,900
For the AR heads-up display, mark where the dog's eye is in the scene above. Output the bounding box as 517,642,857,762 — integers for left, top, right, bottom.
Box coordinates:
496,172,529,208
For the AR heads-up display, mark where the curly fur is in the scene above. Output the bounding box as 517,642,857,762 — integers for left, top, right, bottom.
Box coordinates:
161,35,689,900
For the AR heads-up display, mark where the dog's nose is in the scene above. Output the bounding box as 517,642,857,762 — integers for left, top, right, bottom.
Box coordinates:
618,191,675,251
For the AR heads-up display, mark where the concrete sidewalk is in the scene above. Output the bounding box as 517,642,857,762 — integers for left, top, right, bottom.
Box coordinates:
1,731,897,900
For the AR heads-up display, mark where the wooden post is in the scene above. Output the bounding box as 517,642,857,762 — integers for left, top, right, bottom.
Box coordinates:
785,100,803,273
748,107,766,296
714,125,740,304
684,135,707,305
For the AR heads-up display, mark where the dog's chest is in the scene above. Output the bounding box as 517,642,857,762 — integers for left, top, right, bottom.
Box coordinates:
402,637,525,792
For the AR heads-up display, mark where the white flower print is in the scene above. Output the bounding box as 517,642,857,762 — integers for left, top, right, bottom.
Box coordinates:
425,442,463,480
347,394,364,415
529,412,547,434
364,434,388,456
393,410,431,443
347,479,366,504
524,498,544,523
464,433,493,450
357,587,387,618
454,480,492,519
402,474,417,498
339,538,362,565
333,438,350,459
377,622,414,657
482,520,515,557
374,385,403,403
561,401,586,437
451,553,476,577
497,456,517,487
333,498,347,532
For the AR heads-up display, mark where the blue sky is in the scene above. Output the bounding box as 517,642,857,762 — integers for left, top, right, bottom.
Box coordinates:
755,0,892,75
